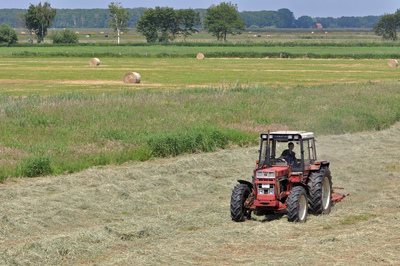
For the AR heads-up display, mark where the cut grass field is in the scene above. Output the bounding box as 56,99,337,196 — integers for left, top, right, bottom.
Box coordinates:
1,57,400,179
1,37,400,264
1,57,400,92
0,122,399,264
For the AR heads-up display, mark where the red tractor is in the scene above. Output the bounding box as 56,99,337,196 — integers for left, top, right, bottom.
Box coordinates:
230,131,347,223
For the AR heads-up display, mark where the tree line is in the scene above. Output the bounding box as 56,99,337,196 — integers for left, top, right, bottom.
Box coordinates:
0,7,381,30
0,1,396,45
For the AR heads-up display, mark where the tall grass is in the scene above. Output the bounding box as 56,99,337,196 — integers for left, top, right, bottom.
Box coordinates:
16,155,53,177
0,82,399,180
2,42,400,59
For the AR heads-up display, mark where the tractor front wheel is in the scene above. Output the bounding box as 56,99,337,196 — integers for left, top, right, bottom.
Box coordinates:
287,186,308,223
230,184,252,222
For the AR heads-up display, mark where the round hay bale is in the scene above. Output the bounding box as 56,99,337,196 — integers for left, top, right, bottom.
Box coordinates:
196,53,205,60
123,72,141,83
388,59,398,67
89,58,101,66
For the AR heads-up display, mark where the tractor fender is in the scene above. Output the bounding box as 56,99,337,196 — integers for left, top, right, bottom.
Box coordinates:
294,183,310,195
310,160,330,171
237,180,253,190
320,161,330,168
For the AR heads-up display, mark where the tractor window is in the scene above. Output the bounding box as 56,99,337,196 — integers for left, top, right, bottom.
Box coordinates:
302,139,316,167
311,139,316,161
303,139,311,167
276,141,301,168
259,139,268,166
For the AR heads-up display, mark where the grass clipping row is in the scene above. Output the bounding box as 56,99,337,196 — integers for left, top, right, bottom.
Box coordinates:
123,72,141,83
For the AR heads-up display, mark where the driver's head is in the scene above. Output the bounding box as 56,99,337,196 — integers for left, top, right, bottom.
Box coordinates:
288,142,294,151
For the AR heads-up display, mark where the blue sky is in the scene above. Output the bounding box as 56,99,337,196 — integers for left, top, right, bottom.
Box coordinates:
0,0,398,18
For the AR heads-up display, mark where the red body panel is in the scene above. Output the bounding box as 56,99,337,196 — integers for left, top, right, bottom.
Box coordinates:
251,199,287,211
253,165,293,211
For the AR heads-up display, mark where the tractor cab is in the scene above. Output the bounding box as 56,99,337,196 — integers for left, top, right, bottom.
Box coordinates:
257,131,317,174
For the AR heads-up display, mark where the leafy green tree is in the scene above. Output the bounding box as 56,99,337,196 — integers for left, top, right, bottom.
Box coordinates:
176,9,201,39
108,2,131,44
156,7,178,42
277,8,295,28
137,7,200,43
0,23,18,45
295,16,314,28
374,12,400,41
203,2,246,41
136,8,159,42
50,29,79,44
24,5,38,36
24,2,56,43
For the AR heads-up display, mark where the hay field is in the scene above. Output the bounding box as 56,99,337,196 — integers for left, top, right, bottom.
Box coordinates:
0,122,399,264
1,57,400,94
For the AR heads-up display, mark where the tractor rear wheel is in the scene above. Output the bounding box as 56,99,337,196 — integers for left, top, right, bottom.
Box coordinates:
287,186,308,223
309,168,333,215
230,184,252,222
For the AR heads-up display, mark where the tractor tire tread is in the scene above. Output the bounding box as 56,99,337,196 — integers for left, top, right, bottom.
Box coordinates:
230,184,251,222
287,186,308,222
308,168,333,215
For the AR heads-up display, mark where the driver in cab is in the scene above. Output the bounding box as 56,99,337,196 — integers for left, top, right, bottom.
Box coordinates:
280,142,298,168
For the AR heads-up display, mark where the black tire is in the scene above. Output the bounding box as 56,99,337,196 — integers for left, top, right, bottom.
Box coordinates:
287,186,308,223
230,184,252,222
308,168,333,215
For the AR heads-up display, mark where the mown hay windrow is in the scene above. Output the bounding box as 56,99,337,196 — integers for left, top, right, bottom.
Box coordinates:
123,72,141,83
388,59,398,67
196,53,205,60
89,58,101,66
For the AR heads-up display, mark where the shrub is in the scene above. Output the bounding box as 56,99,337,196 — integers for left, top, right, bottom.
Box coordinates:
145,126,257,158
51,29,79,44
17,156,53,177
147,128,229,158
0,23,18,45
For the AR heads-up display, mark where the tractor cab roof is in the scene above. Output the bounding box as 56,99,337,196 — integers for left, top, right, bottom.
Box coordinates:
260,131,314,141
